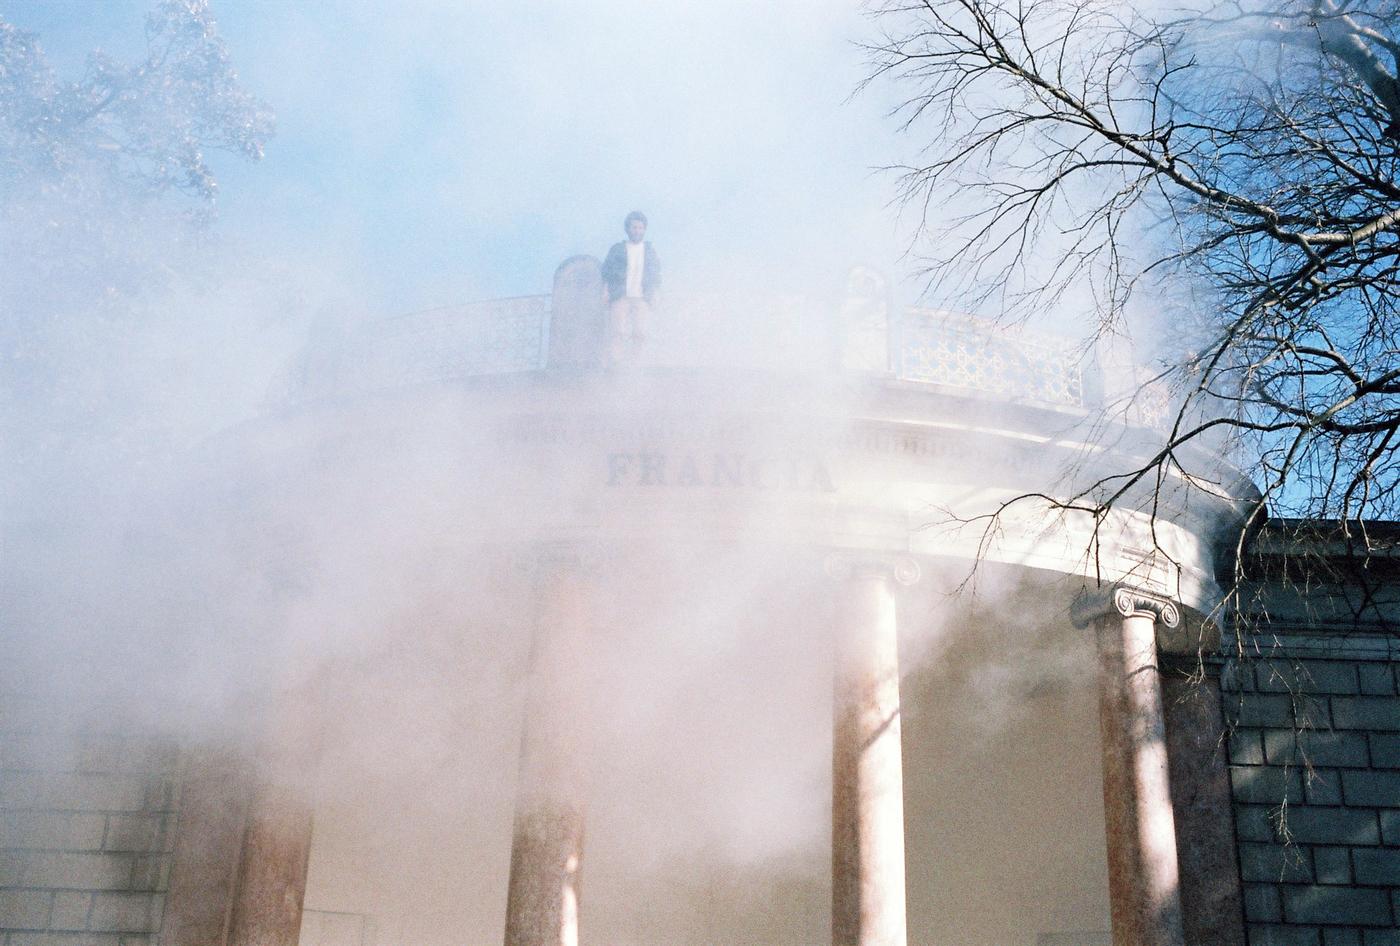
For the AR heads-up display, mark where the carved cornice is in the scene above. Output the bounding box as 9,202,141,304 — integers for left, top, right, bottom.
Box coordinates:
824,552,921,586
1071,585,1182,629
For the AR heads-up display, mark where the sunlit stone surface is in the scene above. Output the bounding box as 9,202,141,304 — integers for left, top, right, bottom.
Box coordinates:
829,555,916,946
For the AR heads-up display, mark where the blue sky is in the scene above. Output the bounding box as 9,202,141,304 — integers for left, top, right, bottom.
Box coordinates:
4,0,915,315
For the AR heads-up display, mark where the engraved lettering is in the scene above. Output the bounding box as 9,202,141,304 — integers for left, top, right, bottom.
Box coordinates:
676,454,702,486
713,453,745,487
639,453,667,485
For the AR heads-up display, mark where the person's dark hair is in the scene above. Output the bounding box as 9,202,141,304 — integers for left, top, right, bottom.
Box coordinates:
624,211,648,229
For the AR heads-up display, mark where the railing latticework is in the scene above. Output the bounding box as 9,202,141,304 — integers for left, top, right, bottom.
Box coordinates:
349,296,549,390
898,309,1084,408
292,296,1097,414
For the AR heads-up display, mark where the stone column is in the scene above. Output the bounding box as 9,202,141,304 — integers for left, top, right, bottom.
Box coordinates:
163,688,319,946
827,554,918,946
162,747,256,946
1072,587,1186,946
162,742,315,946
226,772,316,946
504,547,597,946
1160,657,1247,946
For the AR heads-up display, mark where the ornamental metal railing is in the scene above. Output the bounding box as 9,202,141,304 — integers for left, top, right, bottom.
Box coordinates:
898,308,1085,408
286,294,1091,411
344,295,549,391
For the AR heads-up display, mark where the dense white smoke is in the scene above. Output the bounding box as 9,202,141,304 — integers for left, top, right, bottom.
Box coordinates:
0,3,1149,944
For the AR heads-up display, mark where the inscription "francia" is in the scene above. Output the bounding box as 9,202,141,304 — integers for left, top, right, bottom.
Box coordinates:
606,452,836,492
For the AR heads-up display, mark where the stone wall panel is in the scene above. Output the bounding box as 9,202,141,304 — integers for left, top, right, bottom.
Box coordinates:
0,729,178,944
1227,649,1400,943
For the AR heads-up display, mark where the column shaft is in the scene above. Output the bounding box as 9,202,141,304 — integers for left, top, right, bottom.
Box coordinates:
1091,601,1185,946
226,781,316,946
504,555,593,946
163,746,314,946
831,570,907,946
503,808,585,946
162,748,254,946
1161,664,1247,946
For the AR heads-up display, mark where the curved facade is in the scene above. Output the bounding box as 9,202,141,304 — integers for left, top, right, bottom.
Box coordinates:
211,258,1242,946
12,257,1398,945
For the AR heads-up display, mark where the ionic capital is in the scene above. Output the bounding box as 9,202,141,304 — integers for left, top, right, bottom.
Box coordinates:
1071,585,1182,629
823,552,921,586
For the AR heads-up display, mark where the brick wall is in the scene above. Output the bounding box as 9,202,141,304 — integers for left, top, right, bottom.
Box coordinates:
0,698,179,946
1223,643,1400,945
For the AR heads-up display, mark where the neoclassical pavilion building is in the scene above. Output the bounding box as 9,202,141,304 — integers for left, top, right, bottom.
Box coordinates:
3,258,1399,946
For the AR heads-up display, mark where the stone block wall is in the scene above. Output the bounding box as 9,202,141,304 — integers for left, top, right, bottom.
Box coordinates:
0,699,179,946
1223,645,1400,945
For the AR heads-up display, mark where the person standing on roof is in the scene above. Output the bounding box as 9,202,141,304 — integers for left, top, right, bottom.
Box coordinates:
601,211,661,365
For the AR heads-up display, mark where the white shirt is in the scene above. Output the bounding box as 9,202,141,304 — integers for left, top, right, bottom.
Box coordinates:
625,241,645,298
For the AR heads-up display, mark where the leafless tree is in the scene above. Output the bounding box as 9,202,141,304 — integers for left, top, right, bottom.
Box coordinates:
867,0,1400,598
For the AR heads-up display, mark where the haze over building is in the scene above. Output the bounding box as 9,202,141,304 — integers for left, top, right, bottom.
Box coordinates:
3,3,1400,944
4,256,1398,945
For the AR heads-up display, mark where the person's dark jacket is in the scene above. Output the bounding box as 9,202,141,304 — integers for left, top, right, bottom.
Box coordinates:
601,241,661,303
